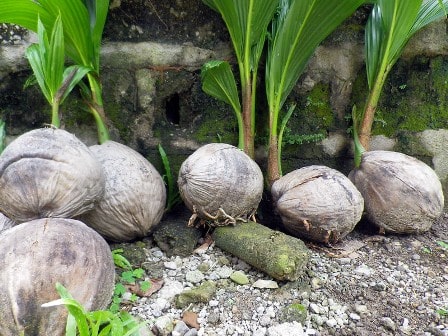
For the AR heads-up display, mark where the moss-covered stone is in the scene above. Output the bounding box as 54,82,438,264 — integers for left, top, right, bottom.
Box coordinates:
174,280,217,309
212,222,310,281
280,303,308,325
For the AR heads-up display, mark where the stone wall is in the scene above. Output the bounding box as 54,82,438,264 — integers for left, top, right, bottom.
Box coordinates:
1,2,448,197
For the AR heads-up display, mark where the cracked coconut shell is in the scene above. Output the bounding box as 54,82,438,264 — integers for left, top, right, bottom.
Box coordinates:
0,218,115,336
348,150,444,234
0,128,105,223
80,141,166,242
272,165,364,244
178,143,264,226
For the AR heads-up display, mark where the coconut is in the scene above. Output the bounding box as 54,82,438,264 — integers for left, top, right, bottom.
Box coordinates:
0,128,105,223
178,143,264,226
272,165,364,244
79,141,166,242
0,212,14,234
348,150,444,233
0,218,115,336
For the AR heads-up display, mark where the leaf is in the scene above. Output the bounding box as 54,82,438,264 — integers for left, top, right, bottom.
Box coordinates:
201,60,241,115
365,0,422,88
58,65,92,104
112,249,132,270
266,0,365,113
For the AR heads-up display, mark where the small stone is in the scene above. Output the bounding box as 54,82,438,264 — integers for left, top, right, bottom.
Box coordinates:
259,314,272,327
184,329,198,336
267,321,305,336
164,261,177,270
354,304,368,314
230,271,250,285
207,312,221,324
310,277,322,289
186,270,205,284
325,318,337,328
153,315,174,336
381,317,396,331
349,313,361,321
217,266,233,279
172,321,189,336
354,264,374,277
197,262,210,273
175,281,217,309
253,279,279,289
309,303,320,314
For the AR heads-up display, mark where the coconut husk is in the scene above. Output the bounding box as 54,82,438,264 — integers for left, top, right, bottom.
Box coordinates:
349,150,444,234
0,218,115,336
178,143,264,226
79,141,166,242
0,128,105,222
272,165,364,244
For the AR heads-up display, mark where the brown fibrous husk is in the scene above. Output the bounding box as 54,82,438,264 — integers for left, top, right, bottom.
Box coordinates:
0,218,115,336
178,143,264,226
272,165,364,244
348,150,444,234
80,141,166,242
0,128,105,223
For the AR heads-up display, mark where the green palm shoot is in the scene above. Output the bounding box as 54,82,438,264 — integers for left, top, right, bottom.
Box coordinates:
354,0,448,166
42,283,146,336
0,0,111,143
201,0,279,158
25,16,91,128
265,0,364,185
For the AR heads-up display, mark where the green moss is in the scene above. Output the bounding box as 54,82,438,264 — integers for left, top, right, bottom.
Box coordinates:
193,104,238,145
351,56,448,137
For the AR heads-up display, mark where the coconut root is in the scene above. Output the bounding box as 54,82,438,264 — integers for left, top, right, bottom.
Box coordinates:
188,205,257,228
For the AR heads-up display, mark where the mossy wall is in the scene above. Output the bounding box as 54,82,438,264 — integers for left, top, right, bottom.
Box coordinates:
2,3,448,196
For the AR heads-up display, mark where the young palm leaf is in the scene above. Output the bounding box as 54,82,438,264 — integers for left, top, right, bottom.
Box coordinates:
25,16,91,127
201,0,279,157
201,60,243,148
265,0,365,185
355,0,448,164
0,0,111,143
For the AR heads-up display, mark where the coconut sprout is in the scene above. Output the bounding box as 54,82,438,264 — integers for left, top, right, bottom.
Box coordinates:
349,150,444,234
272,165,364,244
178,143,264,226
80,141,166,242
0,128,105,223
0,218,115,336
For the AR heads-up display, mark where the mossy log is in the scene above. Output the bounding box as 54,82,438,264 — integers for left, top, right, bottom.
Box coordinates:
212,221,310,281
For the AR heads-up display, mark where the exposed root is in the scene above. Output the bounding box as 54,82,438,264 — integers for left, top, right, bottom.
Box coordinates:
187,205,256,228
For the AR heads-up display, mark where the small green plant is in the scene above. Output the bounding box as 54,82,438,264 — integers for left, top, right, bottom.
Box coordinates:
421,246,432,254
24,15,90,128
42,283,146,336
265,0,364,184
158,144,182,212
201,0,279,157
437,307,448,317
0,0,111,143
110,249,151,313
437,240,448,250
353,0,448,164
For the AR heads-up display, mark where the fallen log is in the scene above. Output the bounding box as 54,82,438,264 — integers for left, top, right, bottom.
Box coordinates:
212,221,310,281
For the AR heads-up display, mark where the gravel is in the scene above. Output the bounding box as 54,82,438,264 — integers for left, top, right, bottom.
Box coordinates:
119,212,448,336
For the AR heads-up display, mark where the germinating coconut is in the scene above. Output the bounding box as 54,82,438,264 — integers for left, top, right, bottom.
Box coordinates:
272,165,364,244
0,218,115,336
0,128,105,223
178,143,264,226
79,141,166,242
349,150,444,234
